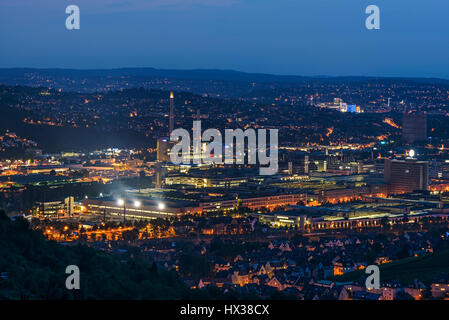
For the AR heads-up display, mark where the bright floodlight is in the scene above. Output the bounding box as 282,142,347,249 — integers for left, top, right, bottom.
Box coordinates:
158,202,165,210
117,199,125,206
409,149,415,158
134,200,141,208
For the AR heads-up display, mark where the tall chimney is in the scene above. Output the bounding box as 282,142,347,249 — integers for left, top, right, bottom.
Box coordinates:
169,91,174,135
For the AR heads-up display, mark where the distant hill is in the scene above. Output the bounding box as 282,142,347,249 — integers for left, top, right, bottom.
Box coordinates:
0,93,152,153
1,67,448,85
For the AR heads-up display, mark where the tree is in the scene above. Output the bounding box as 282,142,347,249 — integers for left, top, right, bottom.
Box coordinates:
395,291,415,300
380,216,389,229
0,210,194,300
122,228,139,242
402,214,409,224
178,253,210,278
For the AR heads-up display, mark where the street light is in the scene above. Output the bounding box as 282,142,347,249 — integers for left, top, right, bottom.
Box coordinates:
117,199,126,223
158,202,165,210
134,200,141,208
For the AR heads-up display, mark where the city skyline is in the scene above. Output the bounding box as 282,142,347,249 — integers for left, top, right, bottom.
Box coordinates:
1,0,449,306
1,63,449,303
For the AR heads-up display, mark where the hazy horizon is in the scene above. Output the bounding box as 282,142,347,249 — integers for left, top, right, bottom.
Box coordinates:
1,66,449,81
1,0,448,78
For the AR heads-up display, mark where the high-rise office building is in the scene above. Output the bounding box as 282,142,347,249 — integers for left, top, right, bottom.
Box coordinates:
402,112,427,145
154,164,164,188
64,196,74,216
288,153,309,175
157,138,174,162
384,158,428,194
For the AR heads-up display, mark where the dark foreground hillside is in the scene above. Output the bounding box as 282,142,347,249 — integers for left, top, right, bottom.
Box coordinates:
334,249,449,285
0,211,221,300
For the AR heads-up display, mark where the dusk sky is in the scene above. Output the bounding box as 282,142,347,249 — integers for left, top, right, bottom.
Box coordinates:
1,0,448,78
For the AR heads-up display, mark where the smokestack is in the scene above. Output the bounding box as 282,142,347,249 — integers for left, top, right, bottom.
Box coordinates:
169,91,174,135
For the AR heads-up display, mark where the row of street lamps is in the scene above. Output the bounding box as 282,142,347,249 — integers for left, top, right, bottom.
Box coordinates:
116,199,165,223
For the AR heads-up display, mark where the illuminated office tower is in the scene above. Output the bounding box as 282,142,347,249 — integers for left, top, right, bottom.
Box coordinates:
402,112,427,145
288,162,293,175
64,196,74,216
155,166,163,188
169,91,174,135
346,105,357,113
384,158,428,194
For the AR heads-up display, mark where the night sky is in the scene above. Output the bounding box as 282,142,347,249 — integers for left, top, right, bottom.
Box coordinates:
1,0,448,78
